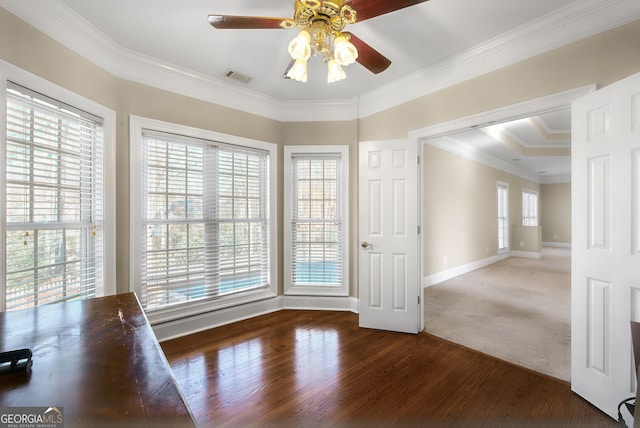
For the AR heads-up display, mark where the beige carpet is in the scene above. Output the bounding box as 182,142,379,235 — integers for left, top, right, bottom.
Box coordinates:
424,247,571,381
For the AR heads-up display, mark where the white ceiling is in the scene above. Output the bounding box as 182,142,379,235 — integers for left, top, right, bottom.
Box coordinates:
3,0,639,182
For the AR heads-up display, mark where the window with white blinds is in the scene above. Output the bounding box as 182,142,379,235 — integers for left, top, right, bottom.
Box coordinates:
497,181,509,253
522,189,539,226
284,146,349,296
139,129,271,311
4,82,106,311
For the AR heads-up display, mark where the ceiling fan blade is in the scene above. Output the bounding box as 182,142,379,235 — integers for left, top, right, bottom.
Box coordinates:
344,32,391,74
348,0,430,22
208,15,288,30
282,59,295,79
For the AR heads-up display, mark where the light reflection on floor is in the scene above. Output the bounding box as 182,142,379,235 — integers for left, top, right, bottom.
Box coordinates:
168,324,342,421
216,339,264,406
168,353,208,399
294,328,339,388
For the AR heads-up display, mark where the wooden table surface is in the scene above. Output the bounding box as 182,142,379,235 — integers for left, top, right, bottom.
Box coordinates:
0,292,195,428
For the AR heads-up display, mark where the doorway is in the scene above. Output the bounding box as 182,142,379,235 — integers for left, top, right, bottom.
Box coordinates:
410,85,594,379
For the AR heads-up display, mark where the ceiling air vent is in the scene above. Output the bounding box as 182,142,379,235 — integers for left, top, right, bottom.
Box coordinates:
225,70,252,84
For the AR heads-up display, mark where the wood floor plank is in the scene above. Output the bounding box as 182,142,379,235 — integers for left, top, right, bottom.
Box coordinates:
161,310,615,427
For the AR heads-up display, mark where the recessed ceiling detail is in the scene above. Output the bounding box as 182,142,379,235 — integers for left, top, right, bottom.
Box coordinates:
428,108,572,183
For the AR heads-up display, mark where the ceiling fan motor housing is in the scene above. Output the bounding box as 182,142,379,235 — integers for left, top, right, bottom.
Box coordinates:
289,0,356,33
283,0,357,61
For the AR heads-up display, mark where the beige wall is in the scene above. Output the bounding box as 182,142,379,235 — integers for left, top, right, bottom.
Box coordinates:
541,182,571,245
1,7,639,298
422,145,540,275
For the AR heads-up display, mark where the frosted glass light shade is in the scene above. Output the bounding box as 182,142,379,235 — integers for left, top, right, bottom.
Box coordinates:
288,31,311,60
287,59,308,82
333,35,358,66
327,59,346,83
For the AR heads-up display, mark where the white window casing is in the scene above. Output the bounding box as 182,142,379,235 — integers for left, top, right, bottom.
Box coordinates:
0,61,116,311
497,181,509,253
284,145,349,297
129,116,277,324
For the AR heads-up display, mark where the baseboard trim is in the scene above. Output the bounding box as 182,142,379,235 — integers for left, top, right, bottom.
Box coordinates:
281,295,359,313
510,250,543,259
423,253,510,288
423,249,553,288
153,295,359,342
542,241,572,248
152,297,281,342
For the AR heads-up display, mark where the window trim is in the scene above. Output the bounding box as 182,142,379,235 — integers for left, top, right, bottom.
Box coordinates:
497,181,509,254
0,60,116,310
283,145,349,297
129,115,278,324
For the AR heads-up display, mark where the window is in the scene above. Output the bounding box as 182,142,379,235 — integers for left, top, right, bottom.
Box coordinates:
497,182,509,253
130,116,277,322
522,189,538,226
2,75,115,311
284,146,349,296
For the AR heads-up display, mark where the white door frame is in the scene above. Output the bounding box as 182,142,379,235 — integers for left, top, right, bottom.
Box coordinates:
407,84,595,335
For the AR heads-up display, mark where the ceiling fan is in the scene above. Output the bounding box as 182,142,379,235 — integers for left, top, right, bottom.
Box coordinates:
208,0,430,83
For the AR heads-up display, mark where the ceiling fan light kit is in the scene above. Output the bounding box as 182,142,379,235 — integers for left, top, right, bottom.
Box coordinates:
288,59,309,82
288,30,312,60
327,59,347,83
283,0,358,83
208,0,430,83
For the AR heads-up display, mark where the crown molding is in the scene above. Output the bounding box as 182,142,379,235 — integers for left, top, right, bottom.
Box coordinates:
1,0,638,122
540,175,571,185
116,47,359,122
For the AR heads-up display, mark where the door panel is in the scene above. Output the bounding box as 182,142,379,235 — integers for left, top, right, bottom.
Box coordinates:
359,140,420,334
572,72,640,419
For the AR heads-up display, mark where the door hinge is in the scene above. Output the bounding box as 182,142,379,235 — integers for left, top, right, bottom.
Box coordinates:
418,295,421,305
417,226,421,235
417,155,420,165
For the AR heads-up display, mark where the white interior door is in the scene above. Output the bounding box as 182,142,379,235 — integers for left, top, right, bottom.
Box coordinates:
572,71,640,419
358,140,420,334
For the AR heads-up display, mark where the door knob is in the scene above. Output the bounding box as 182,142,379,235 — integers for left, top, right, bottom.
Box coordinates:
361,241,371,248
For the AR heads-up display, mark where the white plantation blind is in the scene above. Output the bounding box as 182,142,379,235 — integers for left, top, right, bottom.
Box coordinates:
289,154,343,286
522,190,538,226
141,130,270,310
4,82,104,311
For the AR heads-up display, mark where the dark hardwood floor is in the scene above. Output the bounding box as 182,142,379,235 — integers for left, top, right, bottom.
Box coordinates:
161,310,615,427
